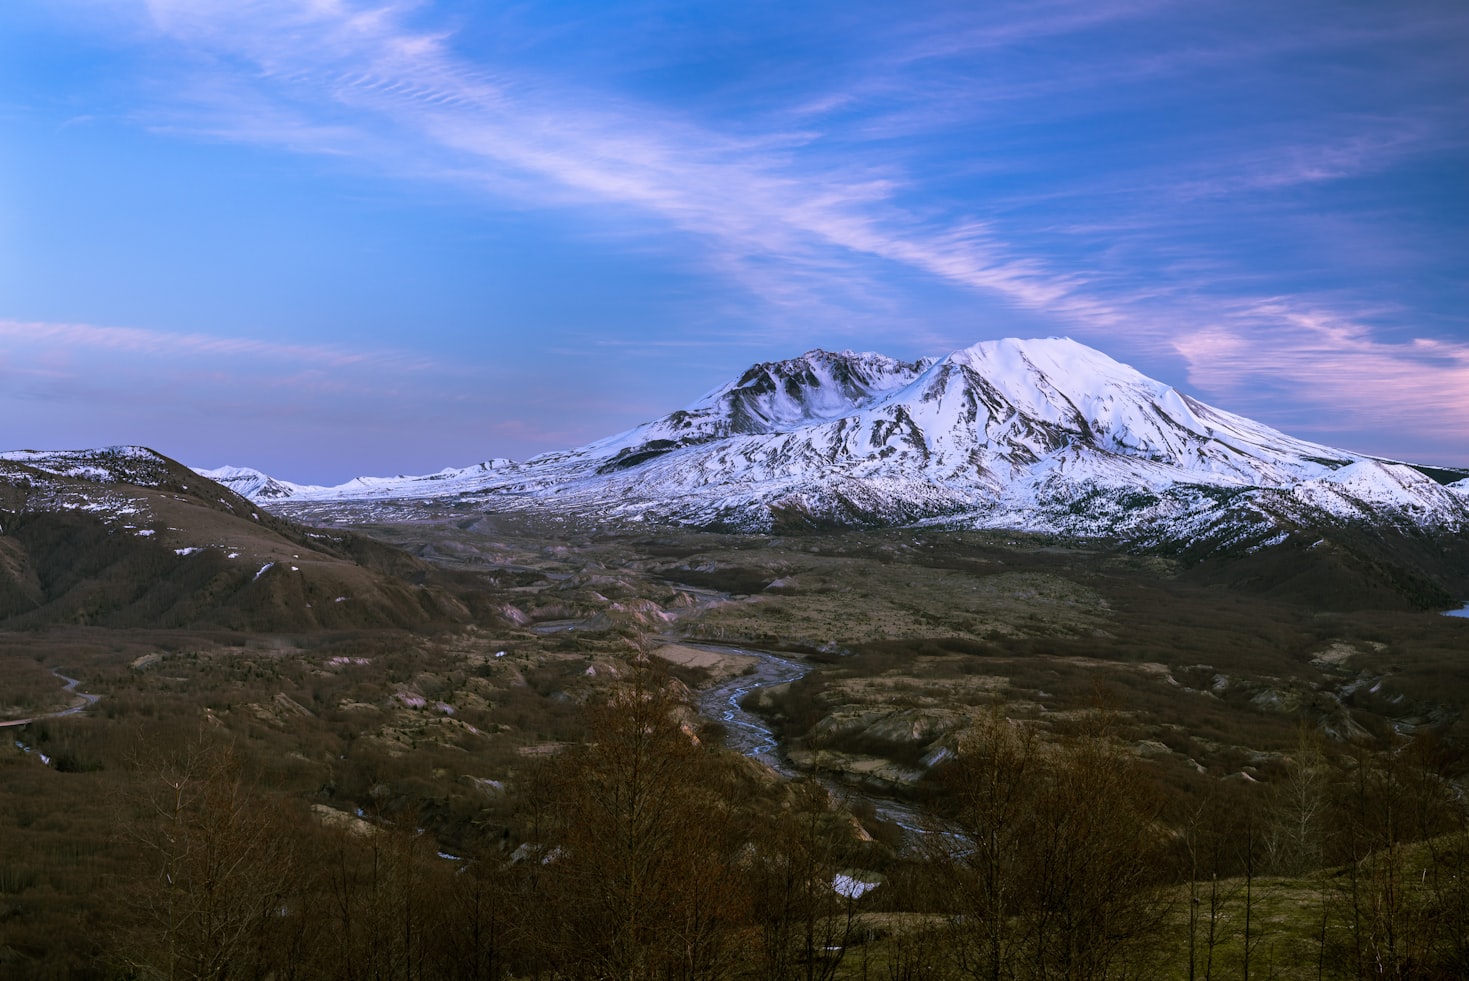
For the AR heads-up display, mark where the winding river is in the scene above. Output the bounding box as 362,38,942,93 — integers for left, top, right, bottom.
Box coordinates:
0,668,101,730
686,642,948,847
692,644,810,775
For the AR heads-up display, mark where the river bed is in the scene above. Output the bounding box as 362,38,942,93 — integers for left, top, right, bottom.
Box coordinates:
692,644,809,776
687,642,947,847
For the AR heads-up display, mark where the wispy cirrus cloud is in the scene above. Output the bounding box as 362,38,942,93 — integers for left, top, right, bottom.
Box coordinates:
27,0,1467,466
886,0,1175,64
0,318,435,371
108,0,1133,336
0,315,627,479
102,0,1463,348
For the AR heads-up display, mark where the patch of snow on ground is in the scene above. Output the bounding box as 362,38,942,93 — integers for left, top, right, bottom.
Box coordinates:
833,874,880,899
60,466,112,482
253,562,274,581
174,547,201,556
1244,531,1289,553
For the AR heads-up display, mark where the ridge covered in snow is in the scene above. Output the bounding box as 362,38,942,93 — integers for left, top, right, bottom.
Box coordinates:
1,445,175,485
192,465,322,502
1,446,161,466
199,338,1469,549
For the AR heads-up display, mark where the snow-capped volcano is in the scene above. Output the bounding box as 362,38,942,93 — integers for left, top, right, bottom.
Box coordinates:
208,338,1469,548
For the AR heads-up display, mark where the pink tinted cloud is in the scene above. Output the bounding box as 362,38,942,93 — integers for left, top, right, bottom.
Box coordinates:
0,315,667,471
0,318,434,371
1173,304,1469,456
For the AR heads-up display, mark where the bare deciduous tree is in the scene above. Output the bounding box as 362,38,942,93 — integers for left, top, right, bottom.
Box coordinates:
934,709,1170,981
126,737,298,981
750,778,867,981
538,674,748,981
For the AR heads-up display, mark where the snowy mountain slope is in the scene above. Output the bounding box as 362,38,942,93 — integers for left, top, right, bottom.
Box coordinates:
209,338,1469,547
574,348,935,464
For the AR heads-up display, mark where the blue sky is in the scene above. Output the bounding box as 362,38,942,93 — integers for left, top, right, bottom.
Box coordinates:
2,0,1466,482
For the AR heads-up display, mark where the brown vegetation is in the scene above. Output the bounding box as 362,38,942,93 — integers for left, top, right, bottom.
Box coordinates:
1,507,1467,977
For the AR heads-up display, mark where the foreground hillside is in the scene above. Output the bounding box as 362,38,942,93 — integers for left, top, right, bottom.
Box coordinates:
0,447,476,631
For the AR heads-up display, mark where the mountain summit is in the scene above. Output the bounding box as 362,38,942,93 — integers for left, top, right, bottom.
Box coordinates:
206,337,1469,549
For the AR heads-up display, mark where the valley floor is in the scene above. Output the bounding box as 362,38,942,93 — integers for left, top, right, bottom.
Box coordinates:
3,513,1468,977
